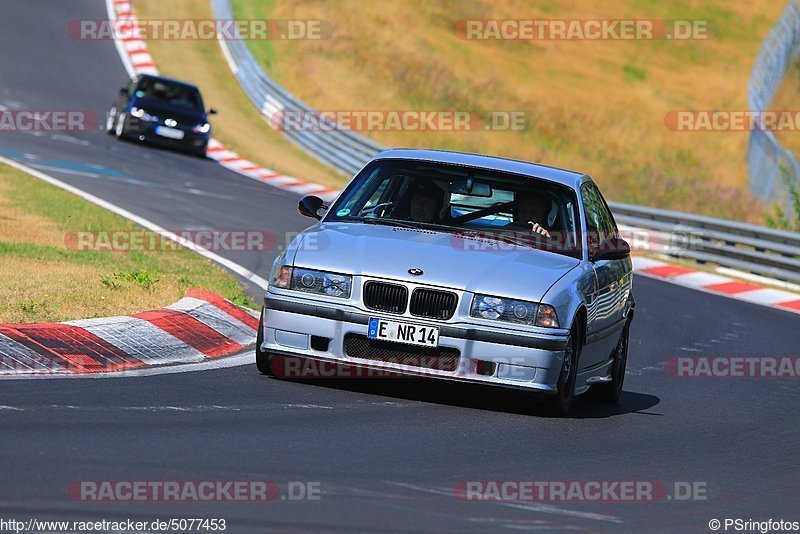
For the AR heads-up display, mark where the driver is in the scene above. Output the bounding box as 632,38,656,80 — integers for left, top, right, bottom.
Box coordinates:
408,181,446,223
514,191,552,238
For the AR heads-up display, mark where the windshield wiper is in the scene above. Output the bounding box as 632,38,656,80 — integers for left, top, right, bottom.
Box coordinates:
345,217,421,230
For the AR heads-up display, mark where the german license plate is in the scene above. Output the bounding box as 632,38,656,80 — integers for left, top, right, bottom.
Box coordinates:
155,125,184,140
367,317,439,347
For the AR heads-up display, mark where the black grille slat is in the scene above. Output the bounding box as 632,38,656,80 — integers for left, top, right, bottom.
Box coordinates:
363,281,408,314
344,334,460,372
410,288,458,320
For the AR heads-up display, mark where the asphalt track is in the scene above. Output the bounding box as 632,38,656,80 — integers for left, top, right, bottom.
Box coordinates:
1,2,799,531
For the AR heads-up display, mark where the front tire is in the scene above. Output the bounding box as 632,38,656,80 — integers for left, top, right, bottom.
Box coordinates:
105,107,117,135
255,309,276,376
546,325,580,416
114,112,127,139
595,322,629,403
190,143,208,158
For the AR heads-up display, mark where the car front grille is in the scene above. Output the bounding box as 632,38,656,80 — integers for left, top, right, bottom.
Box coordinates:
363,281,408,314
410,288,458,320
343,334,460,372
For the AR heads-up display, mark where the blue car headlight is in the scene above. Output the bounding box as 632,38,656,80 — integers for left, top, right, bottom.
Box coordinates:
130,107,157,122
470,294,559,328
272,266,351,299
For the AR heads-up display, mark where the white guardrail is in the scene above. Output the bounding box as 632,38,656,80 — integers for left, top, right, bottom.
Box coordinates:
210,0,800,284
211,0,382,175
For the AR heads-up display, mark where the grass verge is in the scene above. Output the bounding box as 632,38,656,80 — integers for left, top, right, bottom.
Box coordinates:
0,162,255,323
141,0,785,223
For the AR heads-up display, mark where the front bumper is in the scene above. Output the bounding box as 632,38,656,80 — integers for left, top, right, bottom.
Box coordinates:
260,292,571,392
124,118,209,152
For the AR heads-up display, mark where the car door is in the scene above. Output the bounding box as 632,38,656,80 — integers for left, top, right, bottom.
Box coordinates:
580,183,626,368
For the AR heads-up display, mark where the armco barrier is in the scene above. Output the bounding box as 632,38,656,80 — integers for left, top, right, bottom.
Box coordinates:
611,202,800,285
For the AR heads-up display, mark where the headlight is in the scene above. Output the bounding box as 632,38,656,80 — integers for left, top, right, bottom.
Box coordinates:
271,266,351,298
130,107,156,121
192,123,211,134
470,294,559,328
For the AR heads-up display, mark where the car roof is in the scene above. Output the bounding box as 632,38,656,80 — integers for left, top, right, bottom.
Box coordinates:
372,148,590,189
137,74,200,91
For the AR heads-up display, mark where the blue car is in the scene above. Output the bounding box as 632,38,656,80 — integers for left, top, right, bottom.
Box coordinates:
106,74,215,157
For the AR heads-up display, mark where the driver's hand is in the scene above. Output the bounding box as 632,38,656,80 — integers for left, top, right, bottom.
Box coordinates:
528,221,551,238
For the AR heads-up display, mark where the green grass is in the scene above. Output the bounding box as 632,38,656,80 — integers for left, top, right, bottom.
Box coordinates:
232,0,278,77
0,164,255,323
623,63,647,81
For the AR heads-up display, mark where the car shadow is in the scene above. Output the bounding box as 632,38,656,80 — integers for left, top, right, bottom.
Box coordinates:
113,134,207,160
268,362,660,419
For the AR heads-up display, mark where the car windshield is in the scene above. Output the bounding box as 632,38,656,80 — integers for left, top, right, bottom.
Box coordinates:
134,78,204,111
326,159,583,258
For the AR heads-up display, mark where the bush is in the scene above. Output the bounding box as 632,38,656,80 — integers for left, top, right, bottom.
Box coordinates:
765,165,800,232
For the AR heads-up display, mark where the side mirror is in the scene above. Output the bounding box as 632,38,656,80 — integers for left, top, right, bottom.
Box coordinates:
119,87,128,97
298,195,326,220
208,108,218,115
590,237,630,262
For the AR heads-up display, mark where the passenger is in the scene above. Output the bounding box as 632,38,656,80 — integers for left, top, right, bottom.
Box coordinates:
514,191,552,238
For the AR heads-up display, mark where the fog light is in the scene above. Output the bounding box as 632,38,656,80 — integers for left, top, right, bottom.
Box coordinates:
476,360,497,376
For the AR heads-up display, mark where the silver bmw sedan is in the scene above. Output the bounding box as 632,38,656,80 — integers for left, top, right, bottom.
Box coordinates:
257,149,635,415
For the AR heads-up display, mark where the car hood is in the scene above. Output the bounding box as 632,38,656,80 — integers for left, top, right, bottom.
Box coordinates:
292,222,581,302
129,98,206,124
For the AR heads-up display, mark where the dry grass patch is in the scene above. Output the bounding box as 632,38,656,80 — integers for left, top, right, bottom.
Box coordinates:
229,0,785,221
0,164,254,323
0,178,63,248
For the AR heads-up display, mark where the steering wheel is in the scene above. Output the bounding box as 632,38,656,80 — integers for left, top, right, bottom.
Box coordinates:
359,201,394,217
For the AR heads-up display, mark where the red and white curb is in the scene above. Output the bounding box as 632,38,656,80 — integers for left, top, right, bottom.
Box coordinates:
106,0,340,202
632,256,800,314
204,139,340,200
0,289,258,376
